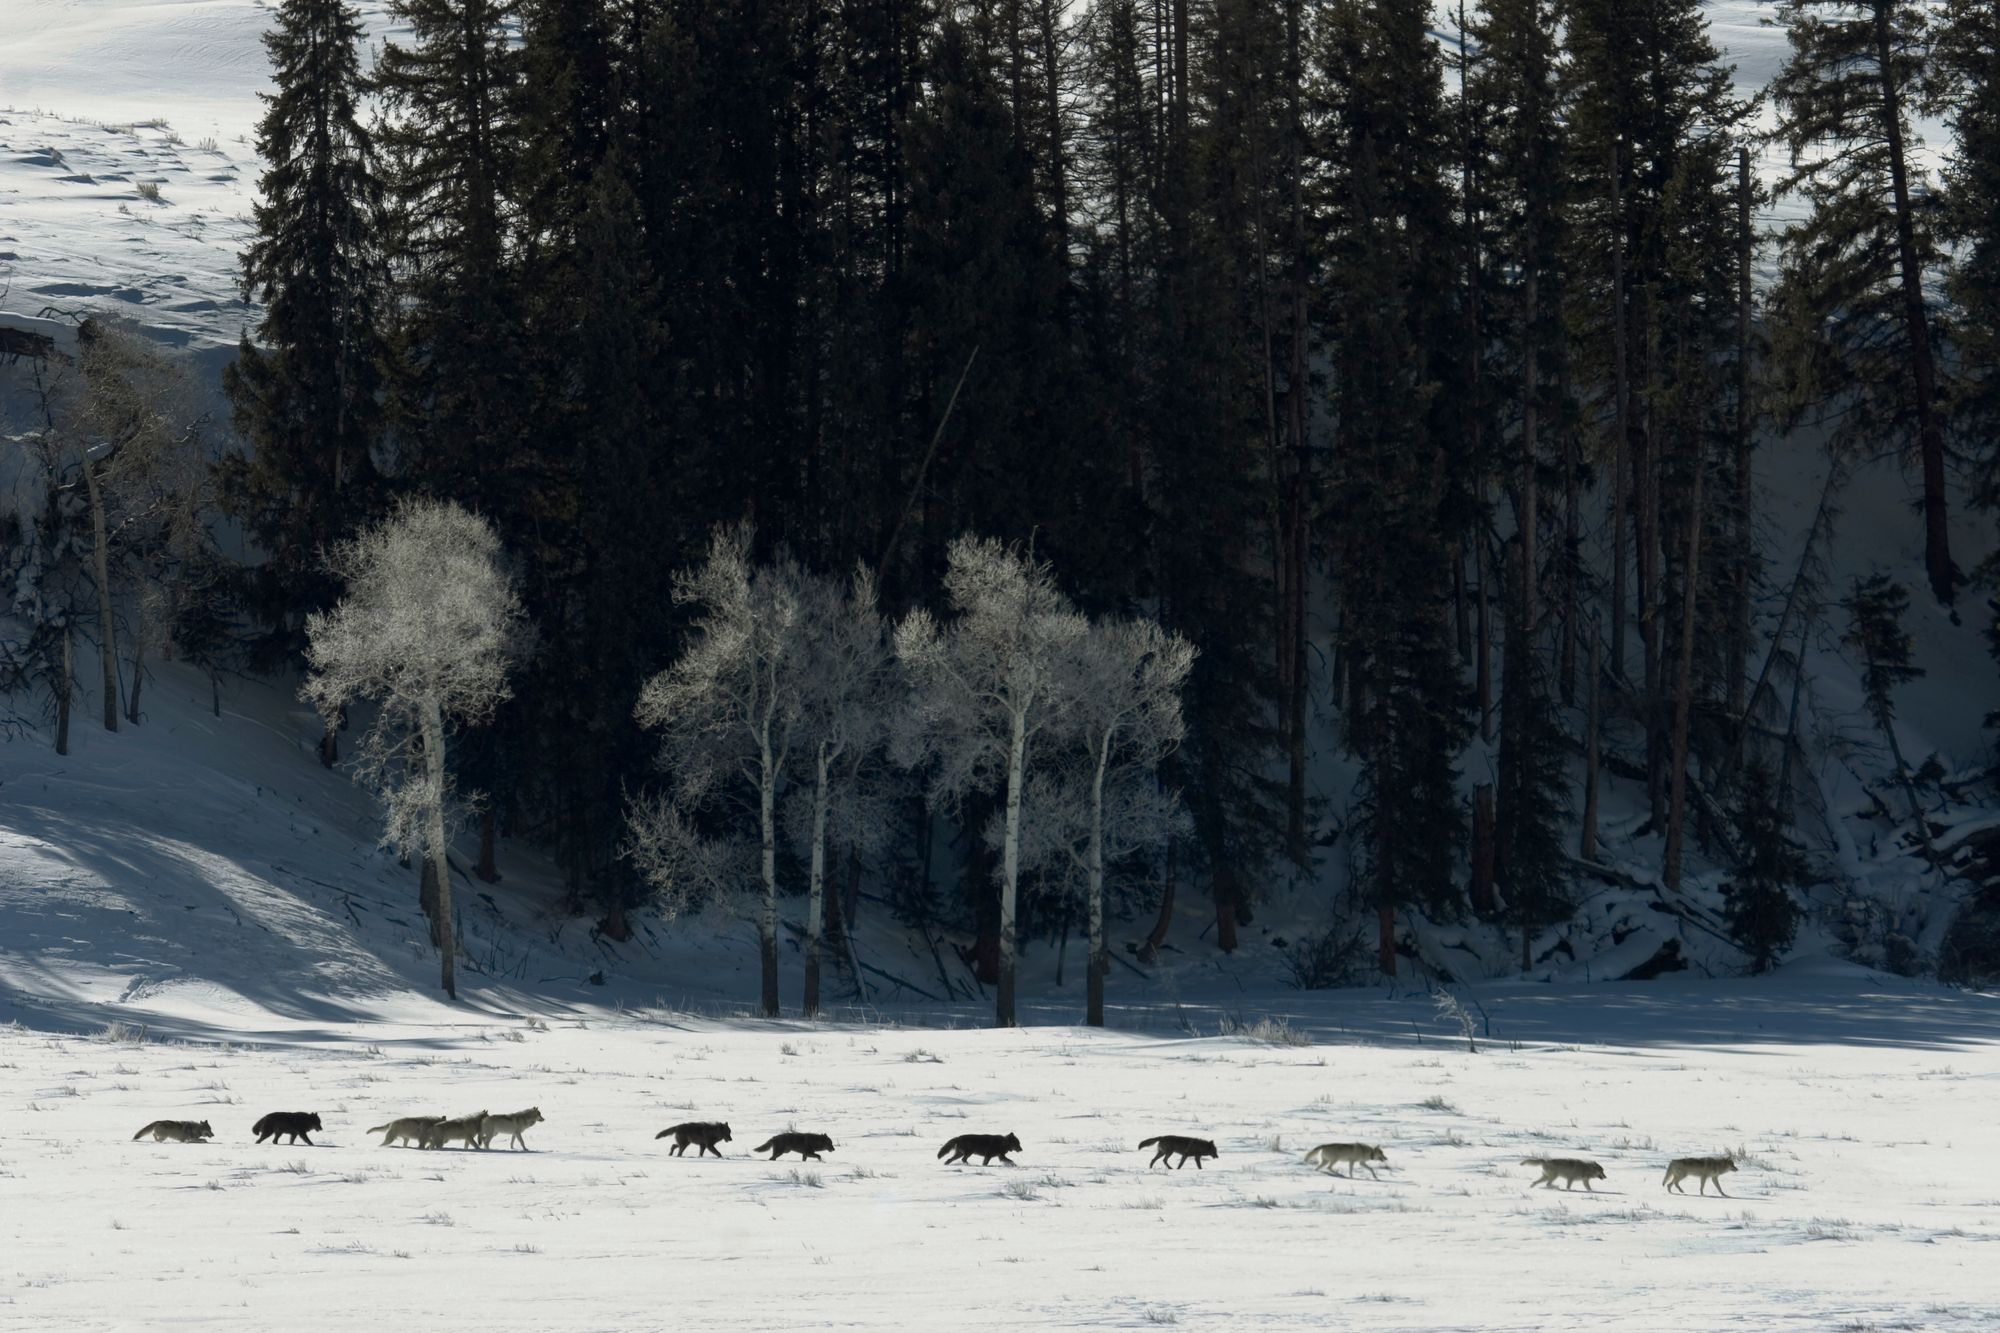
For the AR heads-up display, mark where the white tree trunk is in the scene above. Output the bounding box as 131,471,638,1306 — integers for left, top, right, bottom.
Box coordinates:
1086,734,1109,1028
420,696,456,1000
759,723,780,1019
82,456,118,733
804,744,831,1016
998,709,1026,1028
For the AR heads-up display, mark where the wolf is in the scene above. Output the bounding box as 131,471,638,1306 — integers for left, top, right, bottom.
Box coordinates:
252,1111,323,1145
1303,1143,1388,1179
1137,1135,1218,1170
422,1112,490,1150
938,1133,1022,1166
1663,1155,1737,1195
1522,1157,1606,1190
480,1107,545,1151
367,1116,446,1148
754,1131,836,1161
656,1122,732,1156
133,1119,213,1143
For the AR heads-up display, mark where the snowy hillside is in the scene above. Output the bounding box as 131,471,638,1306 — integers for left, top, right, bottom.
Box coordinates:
5,0,2000,1006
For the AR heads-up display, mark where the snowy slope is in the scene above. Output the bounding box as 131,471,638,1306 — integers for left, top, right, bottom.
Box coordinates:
2,0,1997,1011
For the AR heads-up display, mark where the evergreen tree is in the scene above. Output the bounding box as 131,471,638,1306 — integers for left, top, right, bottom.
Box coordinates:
374,0,526,504
1467,0,1573,948
1723,760,1808,973
1940,0,2000,485
221,0,389,650
1769,0,1955,605
1315,0,1472,974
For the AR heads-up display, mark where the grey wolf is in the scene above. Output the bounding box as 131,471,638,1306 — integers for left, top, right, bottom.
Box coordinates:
1304,1143,1388,1178
480,1107,545,1151
1137,1135,1218,1169
1663,1155,1736,1195
755,1131,835,1160
133,1119,213,1143
367,1116,445,1147
1522,1157,1606,1190
938,1133,1022,1165
252,1111,322,1145
656,1121,732,1156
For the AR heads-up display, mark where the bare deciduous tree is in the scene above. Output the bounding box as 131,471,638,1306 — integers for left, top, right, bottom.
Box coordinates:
791,565,896,1016
302,498,525,1000
632,524,805,1018
1012,617,1193,1026
894,537,1088,1028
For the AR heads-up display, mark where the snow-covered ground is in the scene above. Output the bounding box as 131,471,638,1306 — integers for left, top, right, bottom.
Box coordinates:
2,657,1998,1330
5,982,1999,1332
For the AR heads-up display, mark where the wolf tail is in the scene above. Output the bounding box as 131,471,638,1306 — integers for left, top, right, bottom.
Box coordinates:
1137,1137,1161,1150
367,1124,392,1135
754,1138,777,1153
655,1124,684,1140
133,1122,161,1141
936,1138,958,1159
1520,1158,1545,1167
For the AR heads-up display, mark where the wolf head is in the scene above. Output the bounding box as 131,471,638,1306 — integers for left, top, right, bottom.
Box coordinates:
1197,1140,1218,1157
307,1113,324,1131
1003,1133,1022,1153
718,1124,732,1142
525,1108,545,1126
812,1134,835,1151
1368,1147,1388,1163
1716,1157,1737,1174
1588,1162,1606,1180
197,1121,214,1139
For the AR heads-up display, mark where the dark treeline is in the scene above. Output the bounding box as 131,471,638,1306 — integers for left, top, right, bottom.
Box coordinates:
214,0,1999,982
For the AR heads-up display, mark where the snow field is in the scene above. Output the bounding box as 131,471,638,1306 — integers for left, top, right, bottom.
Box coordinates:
2,1012,1996,1331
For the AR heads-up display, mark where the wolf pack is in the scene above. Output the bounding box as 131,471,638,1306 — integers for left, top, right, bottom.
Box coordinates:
129,1113,1743,1195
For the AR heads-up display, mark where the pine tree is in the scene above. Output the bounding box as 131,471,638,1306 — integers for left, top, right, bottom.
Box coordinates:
1940,0,2000,483
1315,0,1472,974
1467,0,1573,952
374,0,525,504
221,0,388,649
1722,760,1807,974
1769,0,1955,605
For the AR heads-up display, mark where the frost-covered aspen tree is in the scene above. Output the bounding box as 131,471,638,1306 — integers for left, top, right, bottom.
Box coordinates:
792,566,894,1016
894,537,1088,1028
633,525,804,1018
1042,618,1193,1027
302,499,525,1000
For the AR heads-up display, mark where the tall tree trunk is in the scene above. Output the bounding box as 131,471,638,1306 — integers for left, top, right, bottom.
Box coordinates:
1470,783,1495,916
1640,302,1665,824
125,600,147,726
998,710,1026,1027
1872,3,1953,603
1475,520,1493,742
1580,614,1602,860
1521,270,1540,645
1730,145,1754,726
1662,451,1705,891
1376,899,1395,978
420,696,456,1000
1140,835,1175,963
55,623,72,756
1609,145,1630,680
804,748,831,1017
81,456,118,733
759,726,780,1019
1087,738,1109,1026
476,808,499,883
